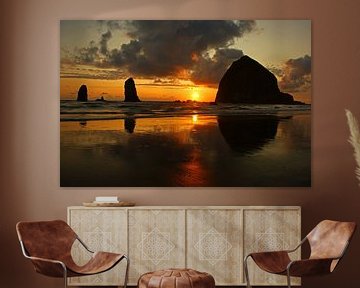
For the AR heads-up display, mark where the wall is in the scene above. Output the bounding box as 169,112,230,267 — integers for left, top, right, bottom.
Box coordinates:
1,0,360,287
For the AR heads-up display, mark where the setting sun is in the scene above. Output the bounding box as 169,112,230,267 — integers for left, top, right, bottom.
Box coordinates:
191,91,200,101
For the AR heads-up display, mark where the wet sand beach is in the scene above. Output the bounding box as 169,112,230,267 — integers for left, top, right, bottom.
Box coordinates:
60,102,310,187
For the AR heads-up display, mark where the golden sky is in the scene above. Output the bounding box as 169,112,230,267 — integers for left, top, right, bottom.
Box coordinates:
60,20,311,103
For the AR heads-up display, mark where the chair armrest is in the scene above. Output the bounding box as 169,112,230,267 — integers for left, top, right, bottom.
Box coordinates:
287,258,335,277
76,236,94,253
19,240,67,277
248,250,289,256
26,255,67,278
245,237,305,259
245,237,306,259
26,255,65,265
285,237,307,253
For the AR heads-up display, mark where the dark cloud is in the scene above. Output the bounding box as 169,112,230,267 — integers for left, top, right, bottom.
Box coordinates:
98,20,127,31
99,30,112,55
191,48,244,86
267,65,283,77
95,20,120,31
74,41,99,64
109,40,142,66
140,78,184,87
105,20,123,30
279,55,311,93
115,20,255,79
66,20,256,84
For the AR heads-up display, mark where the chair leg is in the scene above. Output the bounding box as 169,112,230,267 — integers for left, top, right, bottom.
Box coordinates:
244,255,252,288
123,255,130,288
62,264,68,288
286,269,291,288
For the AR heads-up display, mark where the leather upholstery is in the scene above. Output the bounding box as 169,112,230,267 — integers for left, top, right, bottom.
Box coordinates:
250,251,291,274
307,220,356,260
287,258,334,277
138,269,215,288
16,220,124,278
248,220,356,277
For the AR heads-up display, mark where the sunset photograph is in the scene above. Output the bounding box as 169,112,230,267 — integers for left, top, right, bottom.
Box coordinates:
60,20,311,187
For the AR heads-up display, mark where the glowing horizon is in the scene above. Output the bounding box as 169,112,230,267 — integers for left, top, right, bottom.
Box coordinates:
61,20,311,103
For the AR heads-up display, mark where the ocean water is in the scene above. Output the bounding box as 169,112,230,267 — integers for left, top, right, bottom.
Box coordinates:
60,100,310,121
60,100,311,187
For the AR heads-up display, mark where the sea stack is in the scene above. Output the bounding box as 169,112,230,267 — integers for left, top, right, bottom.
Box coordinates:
95,96,106,102
215,55,303,104
124,78,141,102
77,84,88,102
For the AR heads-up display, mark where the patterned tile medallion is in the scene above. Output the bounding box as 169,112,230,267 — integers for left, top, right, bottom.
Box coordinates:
138,228,175,264
128,209,186,284
194,227,232,265
187,209,242,285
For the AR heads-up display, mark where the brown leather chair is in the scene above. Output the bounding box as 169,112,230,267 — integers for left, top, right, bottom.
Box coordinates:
244,220,356,288
16,220,129,288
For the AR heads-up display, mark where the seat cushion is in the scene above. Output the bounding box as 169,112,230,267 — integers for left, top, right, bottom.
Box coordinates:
138,269,215,288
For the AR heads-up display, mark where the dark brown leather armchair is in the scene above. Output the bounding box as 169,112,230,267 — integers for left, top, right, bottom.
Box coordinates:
244,220,356,288
16,220,129,288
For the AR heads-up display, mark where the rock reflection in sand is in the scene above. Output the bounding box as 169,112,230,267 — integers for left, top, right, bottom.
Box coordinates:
60,112,310,187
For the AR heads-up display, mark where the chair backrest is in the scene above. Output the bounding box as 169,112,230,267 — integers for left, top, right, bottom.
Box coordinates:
307,220,356,261
16,220,77,261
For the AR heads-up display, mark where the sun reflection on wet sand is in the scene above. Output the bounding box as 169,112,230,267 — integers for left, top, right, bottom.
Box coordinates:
60,112,310,187
61,115,216,133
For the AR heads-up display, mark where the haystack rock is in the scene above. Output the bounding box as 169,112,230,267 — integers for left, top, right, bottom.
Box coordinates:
215,55,303,104
124,78,141,102
77,84,88,102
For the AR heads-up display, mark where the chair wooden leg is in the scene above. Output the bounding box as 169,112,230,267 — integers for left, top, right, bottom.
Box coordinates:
244,255,252,288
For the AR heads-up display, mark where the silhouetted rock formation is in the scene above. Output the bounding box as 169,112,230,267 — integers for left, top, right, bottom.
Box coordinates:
95,96,106,102
77,84,88,102
124,78,140,102
217,115,280,154
216,55,303,104
124,117,136,133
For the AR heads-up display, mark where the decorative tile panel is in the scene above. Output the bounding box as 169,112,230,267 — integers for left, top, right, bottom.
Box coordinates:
244,209,301,286
128,209,185,284
68,209,127,286
187,209,242,285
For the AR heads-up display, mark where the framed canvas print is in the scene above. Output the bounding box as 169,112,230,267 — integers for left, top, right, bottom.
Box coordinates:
60,20,311,187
